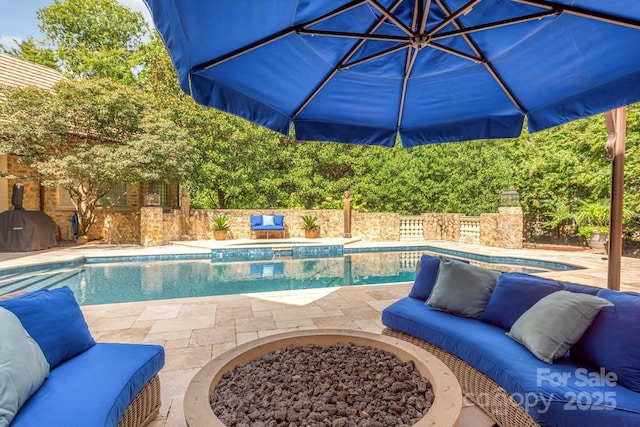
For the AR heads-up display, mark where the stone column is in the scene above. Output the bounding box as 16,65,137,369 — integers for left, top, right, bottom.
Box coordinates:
497,207,524,249
140,206,164,247
181,188,190,239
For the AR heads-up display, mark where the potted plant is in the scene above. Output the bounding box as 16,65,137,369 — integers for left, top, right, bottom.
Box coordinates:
211,215,230,240
301,215,319,238
573,199,612,249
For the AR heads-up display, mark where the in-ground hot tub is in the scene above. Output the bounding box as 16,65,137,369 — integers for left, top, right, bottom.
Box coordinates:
184,329,462,427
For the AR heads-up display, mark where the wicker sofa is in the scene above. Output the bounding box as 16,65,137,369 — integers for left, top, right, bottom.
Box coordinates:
0,287,164,427
382,255,640,427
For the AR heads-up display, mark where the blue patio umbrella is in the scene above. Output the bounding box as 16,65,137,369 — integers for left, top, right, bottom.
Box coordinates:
143,0,640,287
143,0,640,148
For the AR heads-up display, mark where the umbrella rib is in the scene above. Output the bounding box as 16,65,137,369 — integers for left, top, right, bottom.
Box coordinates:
367,0,414,36
195,28,295,71
434,0,524,111
298,29,406,43
428,0,482,36
412,0,420,31
303,0,371,28
419,0,433,35
194,0,369,70
513,0,640,30
341,43,411,69
428,42,482,63
292,0,404,119
431,10,558,40
398,48,420,129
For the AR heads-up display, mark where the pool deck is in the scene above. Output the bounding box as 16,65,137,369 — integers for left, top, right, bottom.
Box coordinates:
2,239,639,427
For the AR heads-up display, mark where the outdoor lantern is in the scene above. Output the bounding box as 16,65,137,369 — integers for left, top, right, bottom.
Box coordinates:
500,190,520,207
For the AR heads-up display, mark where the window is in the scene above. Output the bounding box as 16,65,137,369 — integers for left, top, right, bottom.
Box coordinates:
97,184,128,207
58,184,128,209
148,181,169,206
57,187,75,209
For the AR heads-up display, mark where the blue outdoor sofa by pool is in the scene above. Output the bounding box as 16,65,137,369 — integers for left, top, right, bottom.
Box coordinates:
250,214,285,238
0,287,165,427
382,255,640,427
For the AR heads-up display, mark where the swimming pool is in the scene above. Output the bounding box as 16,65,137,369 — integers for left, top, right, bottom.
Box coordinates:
0,247,578,305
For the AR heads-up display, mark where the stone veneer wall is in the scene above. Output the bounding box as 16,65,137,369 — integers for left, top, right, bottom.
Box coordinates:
187,209,344,241
7,155,40,211
140,207,164,247
163,210,183,243
352,211,400,241
423,213,463,241
136,206,524,247
104,212,140,244
482,207,523,249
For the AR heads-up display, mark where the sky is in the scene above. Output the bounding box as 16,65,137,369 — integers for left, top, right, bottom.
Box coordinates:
0,0,153,50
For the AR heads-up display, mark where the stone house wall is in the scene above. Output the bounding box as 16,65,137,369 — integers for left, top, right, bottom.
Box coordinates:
2,155,179,243
6,156,40,211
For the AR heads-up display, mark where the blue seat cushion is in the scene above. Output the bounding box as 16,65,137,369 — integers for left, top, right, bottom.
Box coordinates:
480,272,563,330
0,287,95,369
382,297,640,426
10,343,165,427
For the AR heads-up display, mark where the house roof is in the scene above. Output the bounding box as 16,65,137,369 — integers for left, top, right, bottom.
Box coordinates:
0,53,65,90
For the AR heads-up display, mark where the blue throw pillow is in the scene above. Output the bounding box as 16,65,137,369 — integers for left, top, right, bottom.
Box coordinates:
408,255,441,301
0,287,96,369
480,272,563,330
571,290,640,392
274,215,284,226
250,215,262,227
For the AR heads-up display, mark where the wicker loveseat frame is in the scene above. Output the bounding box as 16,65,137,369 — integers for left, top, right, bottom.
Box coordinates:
118,375,162,427
382,328,540,427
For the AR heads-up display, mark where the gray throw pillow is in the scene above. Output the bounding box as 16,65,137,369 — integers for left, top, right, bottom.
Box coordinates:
0,307,50,426
426,257,501,319
507,290,613,363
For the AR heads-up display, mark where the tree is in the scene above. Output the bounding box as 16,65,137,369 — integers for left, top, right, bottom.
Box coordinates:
0,78,195,236
0,37,58,70
18,0,149,83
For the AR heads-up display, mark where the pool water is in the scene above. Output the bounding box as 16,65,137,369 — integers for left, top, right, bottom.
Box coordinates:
0,249,576,305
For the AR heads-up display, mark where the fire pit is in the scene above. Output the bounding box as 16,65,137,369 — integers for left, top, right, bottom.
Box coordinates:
184,329,462,426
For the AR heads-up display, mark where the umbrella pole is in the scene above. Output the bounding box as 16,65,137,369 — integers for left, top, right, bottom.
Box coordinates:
607,106,626,291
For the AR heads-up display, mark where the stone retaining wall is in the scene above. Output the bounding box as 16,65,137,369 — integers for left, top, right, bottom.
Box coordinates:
102,206,526,249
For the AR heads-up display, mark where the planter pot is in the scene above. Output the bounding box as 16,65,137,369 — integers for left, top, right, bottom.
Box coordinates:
305,229,319,238
213,230,228,241
587,231,608,250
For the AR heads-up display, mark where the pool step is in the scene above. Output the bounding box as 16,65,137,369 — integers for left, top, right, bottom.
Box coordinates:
0,269,80,295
